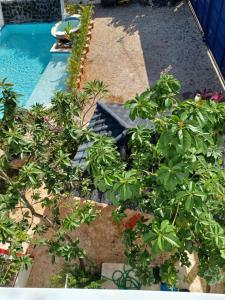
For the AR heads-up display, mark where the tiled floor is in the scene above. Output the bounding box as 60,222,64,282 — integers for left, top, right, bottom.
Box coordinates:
83,2,224,102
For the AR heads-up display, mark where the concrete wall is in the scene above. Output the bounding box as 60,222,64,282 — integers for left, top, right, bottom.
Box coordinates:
1,0,62,24
1,289,224,300
0,2,4,29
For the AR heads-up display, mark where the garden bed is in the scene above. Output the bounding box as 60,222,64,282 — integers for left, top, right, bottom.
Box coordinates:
66,5,94,90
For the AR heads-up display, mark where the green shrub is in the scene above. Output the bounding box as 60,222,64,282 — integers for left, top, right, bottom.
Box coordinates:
51,264,103,288
0,79,107,278
87,75,225,288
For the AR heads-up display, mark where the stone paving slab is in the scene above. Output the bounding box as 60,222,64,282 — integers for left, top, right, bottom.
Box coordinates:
84,2,224,102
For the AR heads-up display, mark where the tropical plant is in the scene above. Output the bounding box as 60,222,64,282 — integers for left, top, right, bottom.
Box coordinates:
196,89,225,103
86,74,225,289
0,79,108,284
64,22,73,43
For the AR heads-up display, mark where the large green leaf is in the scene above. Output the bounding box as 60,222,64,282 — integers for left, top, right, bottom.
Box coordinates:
157,164,189,191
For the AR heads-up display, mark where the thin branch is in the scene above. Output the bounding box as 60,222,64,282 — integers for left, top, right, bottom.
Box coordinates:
80,92,101,128
172,203,180,225
20,192,53,227
0,175,8,182
0,170,11,184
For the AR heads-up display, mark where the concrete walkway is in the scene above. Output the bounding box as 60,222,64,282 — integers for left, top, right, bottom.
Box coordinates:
84,2,223,102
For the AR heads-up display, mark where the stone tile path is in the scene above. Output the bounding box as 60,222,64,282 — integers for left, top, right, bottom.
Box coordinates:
83,2,224,102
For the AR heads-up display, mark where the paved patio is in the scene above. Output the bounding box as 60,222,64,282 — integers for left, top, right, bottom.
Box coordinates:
84,2,224,102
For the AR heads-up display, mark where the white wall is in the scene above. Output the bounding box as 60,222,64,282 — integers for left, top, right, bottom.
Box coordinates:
0,289,224,300
0,1,4,30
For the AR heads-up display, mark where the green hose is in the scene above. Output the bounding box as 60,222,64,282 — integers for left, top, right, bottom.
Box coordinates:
102,265,142,290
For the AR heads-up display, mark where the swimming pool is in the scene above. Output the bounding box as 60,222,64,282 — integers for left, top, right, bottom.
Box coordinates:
0,22,66,107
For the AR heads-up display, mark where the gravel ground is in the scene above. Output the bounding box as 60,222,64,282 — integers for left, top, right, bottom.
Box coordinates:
83,1,224,101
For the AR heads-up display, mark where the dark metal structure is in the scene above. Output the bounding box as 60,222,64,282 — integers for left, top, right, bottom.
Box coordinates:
190,0,225,80
72,101,150,169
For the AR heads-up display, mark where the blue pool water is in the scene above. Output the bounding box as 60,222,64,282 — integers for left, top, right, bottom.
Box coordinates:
0,23,56,106
58,18,80,32
27,53,69,108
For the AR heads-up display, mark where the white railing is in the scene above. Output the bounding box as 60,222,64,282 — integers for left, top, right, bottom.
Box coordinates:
0,1,4,30
0,288,224,300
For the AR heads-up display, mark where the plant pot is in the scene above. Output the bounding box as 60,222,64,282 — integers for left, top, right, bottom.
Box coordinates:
82,50,87,60
86,37,91,45
76,79,81,89
87,31,92,39
81,58,85,65
89,20,94,29
160,282,190,292
77,72,82,81
84,44,89,53
80,65,84,74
